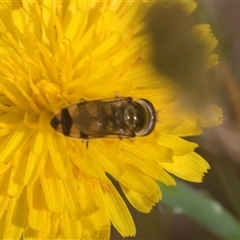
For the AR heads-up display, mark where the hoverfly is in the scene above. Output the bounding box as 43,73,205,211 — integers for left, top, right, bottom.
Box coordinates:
50,97,156,139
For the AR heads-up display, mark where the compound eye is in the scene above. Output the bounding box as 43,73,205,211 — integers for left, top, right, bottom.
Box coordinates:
123,105,135,130
131,102,145,131
131,99,156,136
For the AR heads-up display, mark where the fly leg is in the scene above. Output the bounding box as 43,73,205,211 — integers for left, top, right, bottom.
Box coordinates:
82,139,89,149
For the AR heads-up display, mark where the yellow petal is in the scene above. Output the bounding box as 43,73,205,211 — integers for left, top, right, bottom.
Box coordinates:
0,125,30,165
121,184,162,213
121,139,173,164
8,167,24,197
120,2,145,26
158,133,198,155
38,212,59,239
59,210,82,239
27,179,48,231
120,140,174,182
49,134,73,179
94,227,110,240
192,24,218,55
156,104,203,136
0,211,6,238
155,168,176,186
40,158,64,212
162,152,210,182
63,177,100,218
0,170,10,219
86,140,126,179
199,105,223,127
64,10,87,44
82,83,133,99
4,188,28,239
24,112,50,184
80,201,110,236
66,139,112,185
119,166,159,196
103,183,136,237
23,228,38,240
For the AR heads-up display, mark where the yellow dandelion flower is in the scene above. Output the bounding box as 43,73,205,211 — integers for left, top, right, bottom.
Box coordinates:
0,1,222,240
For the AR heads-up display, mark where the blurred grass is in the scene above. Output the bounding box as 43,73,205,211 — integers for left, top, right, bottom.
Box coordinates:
160,179,240,239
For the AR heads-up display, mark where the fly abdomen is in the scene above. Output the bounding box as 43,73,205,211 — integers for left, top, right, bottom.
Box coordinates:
50,97,156,139
61,108,73,136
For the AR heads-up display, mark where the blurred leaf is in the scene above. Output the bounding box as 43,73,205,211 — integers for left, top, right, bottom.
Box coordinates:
159,179,240,239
